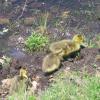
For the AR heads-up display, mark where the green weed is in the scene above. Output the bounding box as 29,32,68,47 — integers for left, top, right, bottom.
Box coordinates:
25,32,49,52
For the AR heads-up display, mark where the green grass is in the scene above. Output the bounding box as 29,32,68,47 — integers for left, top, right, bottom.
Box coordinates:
8,91,36,100
25,32,49,52
39,73,100,100
32,12,49,34
7,71,100,100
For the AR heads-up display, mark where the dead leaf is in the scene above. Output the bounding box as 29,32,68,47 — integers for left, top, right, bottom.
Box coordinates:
2,79,12,89
96,70,100,77
18,36,24,43
32,75,40,81
95,55,100,61
30,81,39,94
49,75,56,82
64,67,71,76
0,58,4,65
61,11,70,18
1,76,18,93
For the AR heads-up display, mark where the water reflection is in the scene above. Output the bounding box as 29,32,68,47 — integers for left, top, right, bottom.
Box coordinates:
8,48,26,59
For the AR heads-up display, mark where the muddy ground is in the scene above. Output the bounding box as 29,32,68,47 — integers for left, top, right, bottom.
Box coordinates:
0,47,100,82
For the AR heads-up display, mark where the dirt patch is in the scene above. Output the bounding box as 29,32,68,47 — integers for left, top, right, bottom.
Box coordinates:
62,48,100,75
0,48,100,82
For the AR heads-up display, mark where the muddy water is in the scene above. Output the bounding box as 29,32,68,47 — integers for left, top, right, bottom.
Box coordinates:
8,48,26,59
0,36,10,53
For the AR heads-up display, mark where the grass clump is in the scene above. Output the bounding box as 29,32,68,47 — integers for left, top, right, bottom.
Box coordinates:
39,73,100,100
36,12,49,34
25,32,49,52
32,12,49,34
8,92,36,100
8,79,36,100
87,34,100,48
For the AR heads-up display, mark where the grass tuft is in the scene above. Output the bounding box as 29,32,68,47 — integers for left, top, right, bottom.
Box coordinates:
25,32,49,52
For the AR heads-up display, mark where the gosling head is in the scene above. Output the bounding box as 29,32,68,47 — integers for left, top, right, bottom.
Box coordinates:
72,34,85,45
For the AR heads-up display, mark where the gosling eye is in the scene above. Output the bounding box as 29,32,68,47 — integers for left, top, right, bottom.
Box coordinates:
77,35,82,38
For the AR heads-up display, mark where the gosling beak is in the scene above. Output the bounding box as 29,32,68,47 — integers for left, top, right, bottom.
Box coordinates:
81,42,88,47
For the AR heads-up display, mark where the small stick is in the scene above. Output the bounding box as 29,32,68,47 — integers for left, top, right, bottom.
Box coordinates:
17,0,28,20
